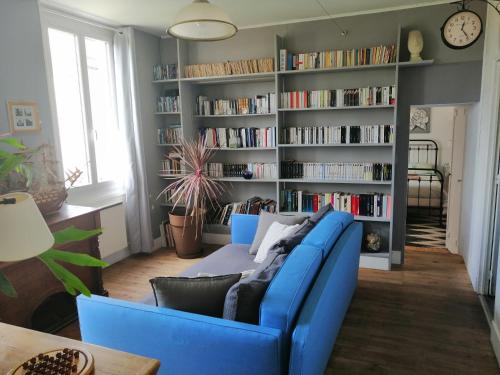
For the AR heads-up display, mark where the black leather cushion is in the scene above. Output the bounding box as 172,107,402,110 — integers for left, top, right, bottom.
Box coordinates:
150,274,241,317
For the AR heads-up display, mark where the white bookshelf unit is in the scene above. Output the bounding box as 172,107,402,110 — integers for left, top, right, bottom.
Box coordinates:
153,26,433,271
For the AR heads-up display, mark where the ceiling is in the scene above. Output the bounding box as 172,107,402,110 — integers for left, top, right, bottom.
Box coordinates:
40,0,451,36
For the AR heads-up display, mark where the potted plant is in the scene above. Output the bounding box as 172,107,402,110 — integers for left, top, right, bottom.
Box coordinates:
157,138,223,258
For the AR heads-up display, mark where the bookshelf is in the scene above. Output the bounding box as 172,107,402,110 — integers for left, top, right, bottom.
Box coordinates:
152,26,433,271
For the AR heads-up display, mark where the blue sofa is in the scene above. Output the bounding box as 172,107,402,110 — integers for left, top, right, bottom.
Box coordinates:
77,212,362,374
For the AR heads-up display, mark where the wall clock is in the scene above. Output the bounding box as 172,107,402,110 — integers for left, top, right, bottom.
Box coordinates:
441,7,483,49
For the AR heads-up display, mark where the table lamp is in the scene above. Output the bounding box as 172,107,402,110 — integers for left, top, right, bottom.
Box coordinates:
0,192,54,261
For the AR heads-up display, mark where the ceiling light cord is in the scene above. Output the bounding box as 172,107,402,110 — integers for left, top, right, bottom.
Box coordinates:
314,0,348,37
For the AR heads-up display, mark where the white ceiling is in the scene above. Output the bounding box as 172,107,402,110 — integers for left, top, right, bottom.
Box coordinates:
40,0,451,35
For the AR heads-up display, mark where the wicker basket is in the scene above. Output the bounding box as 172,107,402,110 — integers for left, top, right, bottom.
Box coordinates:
32,187,68,216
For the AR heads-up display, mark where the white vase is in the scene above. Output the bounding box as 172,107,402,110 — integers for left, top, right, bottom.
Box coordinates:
408,30,423,62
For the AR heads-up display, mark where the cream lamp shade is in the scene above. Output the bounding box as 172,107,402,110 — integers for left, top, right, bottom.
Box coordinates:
0,192,54,262
167,0,237,41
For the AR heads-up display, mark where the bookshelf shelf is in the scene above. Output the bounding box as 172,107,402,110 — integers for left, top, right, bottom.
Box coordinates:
213,177,278,183
158,143,181,147
398,59,434,68
181,72,275,84
277,63,397,75
158,174,184,179
280,212,390,223
160,203,185,207
278,105,395,112
278,143,393,148
155,112,181,115
207,147,277,151
194,113,275,118
278,179,392,185
153,79,179,84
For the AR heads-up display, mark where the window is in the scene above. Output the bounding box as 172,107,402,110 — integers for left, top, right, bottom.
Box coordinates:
44,14,121,190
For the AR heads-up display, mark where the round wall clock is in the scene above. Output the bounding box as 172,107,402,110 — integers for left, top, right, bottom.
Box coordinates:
441,9,483,49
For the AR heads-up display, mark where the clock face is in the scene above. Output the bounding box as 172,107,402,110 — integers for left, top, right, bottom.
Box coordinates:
441,10,483,49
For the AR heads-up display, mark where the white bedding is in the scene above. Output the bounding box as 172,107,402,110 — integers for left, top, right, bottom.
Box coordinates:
407,170,445,208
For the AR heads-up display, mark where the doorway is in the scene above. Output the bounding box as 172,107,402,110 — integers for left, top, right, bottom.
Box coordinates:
405,105,469,251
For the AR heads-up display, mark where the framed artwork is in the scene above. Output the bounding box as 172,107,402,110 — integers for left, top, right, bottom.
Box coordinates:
409,107,431,133
7,100,41,133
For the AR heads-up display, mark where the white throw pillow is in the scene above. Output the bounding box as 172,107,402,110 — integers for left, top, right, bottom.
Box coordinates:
254,222,300,263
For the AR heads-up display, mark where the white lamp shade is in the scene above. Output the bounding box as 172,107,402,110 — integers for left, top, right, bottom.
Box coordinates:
168,0,237,41
0,192,54,262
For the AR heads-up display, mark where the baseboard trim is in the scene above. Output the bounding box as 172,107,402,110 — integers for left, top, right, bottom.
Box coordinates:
102,247,131,266
491,320,500,367
391,250,402,265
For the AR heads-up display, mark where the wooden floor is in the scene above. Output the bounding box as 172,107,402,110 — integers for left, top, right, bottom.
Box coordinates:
58,246,499,374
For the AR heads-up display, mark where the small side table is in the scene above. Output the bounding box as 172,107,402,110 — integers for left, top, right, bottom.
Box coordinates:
0,322,160,374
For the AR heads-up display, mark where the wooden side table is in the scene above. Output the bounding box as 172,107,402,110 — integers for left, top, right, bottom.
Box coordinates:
0,322,160,374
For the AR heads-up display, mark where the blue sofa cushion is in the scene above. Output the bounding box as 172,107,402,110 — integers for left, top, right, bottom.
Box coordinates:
301,211,354,258
289,222,362,375
259,244,323,337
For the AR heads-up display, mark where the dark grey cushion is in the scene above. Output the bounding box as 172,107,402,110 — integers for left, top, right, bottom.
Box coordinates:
249,211,305,255
150,274,241,318
223,251,287,323
308,203,333,224
273,219,314,253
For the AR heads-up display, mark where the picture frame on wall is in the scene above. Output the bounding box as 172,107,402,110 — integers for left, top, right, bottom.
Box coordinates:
409,107,431,133
7,100,41,133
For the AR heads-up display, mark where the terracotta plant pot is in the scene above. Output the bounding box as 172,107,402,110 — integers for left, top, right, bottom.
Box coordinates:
168,212,203,259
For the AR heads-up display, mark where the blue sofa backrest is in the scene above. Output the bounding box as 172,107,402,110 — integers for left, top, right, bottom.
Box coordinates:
289,222,362,375
301,211,354,258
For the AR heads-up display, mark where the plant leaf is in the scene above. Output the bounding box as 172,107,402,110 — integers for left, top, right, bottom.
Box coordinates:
41,248,108,267
0,271,17,298
0,138,26,150
38,255,91,297
0,155,24,180
53,226,102,245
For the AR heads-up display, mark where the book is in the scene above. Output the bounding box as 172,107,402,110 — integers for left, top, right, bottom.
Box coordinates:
206,162,277,179
196,93,276,116
184,57,274,78
280,161,392,181
280,125,394,145
200,127,276,148
158,126,182,144
153,64,178,80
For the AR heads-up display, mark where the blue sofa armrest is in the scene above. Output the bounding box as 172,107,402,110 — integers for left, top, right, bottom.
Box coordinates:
77,295,282,375
230,214,259,245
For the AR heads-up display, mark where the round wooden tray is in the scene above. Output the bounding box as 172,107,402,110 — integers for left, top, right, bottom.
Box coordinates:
8,348,94,375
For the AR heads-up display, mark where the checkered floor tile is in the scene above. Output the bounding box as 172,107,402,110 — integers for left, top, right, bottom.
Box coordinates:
406,215,447,248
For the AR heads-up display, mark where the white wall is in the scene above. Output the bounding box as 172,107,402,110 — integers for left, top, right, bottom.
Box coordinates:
459,102,480,280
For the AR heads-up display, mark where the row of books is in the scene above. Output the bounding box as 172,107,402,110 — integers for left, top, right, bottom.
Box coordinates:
184,57,274,78
280,125,394,145
196,94,276,116
280,161,392,181
153,64,178,80
161,220,175,248
208,197,277,226
200,127,276,149
158,126,182,145
157,95,180,113
279,44,397,71
280,86,396,109
280,190,392,218
206,162,278,179
160,152,185,175
160,189,185,206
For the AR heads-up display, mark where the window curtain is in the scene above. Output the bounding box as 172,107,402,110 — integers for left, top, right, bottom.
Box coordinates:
113,27,153,253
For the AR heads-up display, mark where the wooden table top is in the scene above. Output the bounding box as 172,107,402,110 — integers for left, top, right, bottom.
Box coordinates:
0,323,160,375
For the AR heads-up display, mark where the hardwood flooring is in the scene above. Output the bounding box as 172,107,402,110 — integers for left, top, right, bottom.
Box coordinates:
57,246,499,374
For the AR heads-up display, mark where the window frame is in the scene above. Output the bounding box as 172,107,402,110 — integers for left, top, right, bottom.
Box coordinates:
41,10,123,203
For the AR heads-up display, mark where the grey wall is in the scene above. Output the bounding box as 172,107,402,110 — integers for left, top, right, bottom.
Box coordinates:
133,29,164,238
0,0,53,147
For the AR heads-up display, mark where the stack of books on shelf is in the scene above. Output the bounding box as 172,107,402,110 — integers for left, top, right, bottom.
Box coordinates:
280,161,392,181
184,57,274,78
160,152,185,176
200,127,276,148
206,162,277,179
280,190,391,218
158,126,182,144
279,44,397,71
157,89,180,113
208,197,277,226
280,124,394,145
153,64,178,80
196,93,276,116
161,219,175,248
280,86,396,109
160,190,185,206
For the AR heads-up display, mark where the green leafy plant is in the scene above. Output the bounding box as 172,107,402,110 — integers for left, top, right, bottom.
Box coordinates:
0,137,38,193
0,226,107,298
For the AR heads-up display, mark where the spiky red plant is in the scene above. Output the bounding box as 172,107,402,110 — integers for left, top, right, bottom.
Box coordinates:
157,138,224,236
